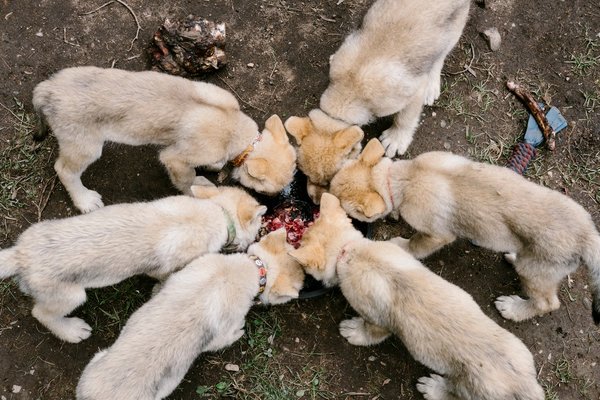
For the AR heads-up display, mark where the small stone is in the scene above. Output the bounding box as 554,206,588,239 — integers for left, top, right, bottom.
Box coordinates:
383,378,391,385
431,111,437,117
247,62,255,68
483,27,501,51
12,385,22,394
36,30,43,37
443,142,451,150
294,337,300,343
440,120,447,128
368,356,376,361
225,363,240,372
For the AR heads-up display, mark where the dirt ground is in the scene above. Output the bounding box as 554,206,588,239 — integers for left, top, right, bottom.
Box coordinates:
1,0,599,399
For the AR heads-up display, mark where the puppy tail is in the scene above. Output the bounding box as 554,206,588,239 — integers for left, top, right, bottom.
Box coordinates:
583,234,600,325
32,83,50,142
0,248,19,279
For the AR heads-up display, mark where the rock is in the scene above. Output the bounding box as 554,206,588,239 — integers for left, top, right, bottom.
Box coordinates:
12,385,22,394
225,363,240,372
483,27,502,51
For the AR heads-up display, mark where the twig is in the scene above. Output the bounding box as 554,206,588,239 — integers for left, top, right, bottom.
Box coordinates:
80,0,142,51
0,100,22,121
506,80,556,150
217,76,267,114
446,42,476,76
36,176,57,222
319,15,336,23
62,27,80,47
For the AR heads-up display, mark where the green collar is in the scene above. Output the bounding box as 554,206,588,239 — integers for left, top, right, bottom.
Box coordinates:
220,207,237,253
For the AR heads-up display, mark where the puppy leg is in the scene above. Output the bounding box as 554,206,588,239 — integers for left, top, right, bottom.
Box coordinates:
339,317,391,346
379,98,425,157
31,285,92,343
159,146,196,195
54,140,104,213
388,236,410,251
408,232,457,259
416,374,459,400
423,58,444,106
495,259,569,321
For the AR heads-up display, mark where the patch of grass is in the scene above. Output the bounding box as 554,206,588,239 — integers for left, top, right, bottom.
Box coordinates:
0,98,55,226
78,277,152,338
543,383,559,400
198,310,336,399
553,356,572,384
566,28,599,76
581,89,600,118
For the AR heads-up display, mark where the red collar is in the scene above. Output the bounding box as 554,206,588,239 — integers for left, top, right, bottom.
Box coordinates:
231,133,262,167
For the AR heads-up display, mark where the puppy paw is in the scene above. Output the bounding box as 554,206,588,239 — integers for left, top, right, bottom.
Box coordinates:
495,295,530,321
380,129,412,157
73,190,104,213
55,317,93,343
423,79,441,106
503,252,517,265
416,374,450,400
339,317,371,346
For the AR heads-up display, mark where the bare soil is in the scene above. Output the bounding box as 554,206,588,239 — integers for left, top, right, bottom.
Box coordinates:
0,1,599,399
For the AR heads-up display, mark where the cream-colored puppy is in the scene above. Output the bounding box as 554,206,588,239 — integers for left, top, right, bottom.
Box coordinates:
0,182,266,343
290,194,544,400
330,139,600,324
76,229,304,400
285,0,470,197
33,66,296,213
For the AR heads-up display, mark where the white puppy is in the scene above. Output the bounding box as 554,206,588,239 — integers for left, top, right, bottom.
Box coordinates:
290,194,544,400
76,229,305,400
33,67,296,212
0,182,266,343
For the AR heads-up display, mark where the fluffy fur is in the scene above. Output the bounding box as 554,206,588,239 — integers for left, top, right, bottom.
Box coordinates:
76,229,305,400
289,193,544,400
33,66,296,212
285,0,470,195
330,139,600,324
0,183,267,343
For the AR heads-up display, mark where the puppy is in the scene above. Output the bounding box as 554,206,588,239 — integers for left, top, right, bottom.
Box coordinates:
0,181,266,343
33,66,296,212
76,229,304,400
290,193,544,400
285,0,470,198
330,138,600,323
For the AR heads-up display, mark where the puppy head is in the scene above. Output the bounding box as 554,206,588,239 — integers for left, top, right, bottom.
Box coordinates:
329,138,390,222
288,193,356,286
234,114,297,195
204,186,267,251
285,110,363,189
250,228,305,305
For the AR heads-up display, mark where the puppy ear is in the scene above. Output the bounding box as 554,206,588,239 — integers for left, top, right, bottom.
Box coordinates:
359,138,385,167
264,114,288,144
245,158,268,180
333,126,364,153
288,244,326,270
268,272,304,304
359,192,387,219
190,184,220,199
284,116,311,145
319,193,342,215
238,203,267,228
